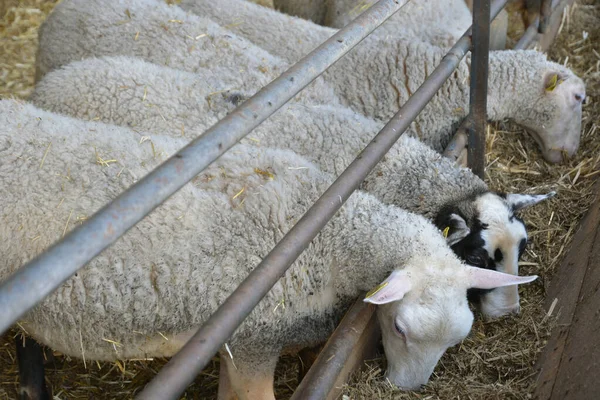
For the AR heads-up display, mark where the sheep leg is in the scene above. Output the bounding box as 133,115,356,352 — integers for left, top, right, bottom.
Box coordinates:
218,355,237,400
15,335,51,400
220,351,278,400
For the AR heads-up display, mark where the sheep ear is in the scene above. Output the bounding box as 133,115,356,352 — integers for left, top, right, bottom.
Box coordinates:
364,270,412,305
544,72,565,92
505,191,556,211
445,213,470,246
466,266,538,290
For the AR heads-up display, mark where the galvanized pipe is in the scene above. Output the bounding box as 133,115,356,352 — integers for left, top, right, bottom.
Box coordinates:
136,2,508,397
517,0,572,50
539,0,553,33
514,16,540,50
0,0,412,336
467,0,491,179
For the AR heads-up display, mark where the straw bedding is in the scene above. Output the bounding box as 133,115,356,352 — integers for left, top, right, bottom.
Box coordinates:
0,0,598,398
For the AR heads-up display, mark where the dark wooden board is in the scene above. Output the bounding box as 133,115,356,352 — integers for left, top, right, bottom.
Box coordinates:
534,180,600,399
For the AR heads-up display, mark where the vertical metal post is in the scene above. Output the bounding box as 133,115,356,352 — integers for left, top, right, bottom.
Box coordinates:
467,0,491,179
539,0,553,33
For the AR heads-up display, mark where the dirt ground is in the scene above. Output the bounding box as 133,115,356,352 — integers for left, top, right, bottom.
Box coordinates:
1,0,599,399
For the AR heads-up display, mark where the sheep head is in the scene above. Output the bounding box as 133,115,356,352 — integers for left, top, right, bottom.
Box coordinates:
490,51,586,163
435,191,553,318
364,259,537,390
524,69,585,163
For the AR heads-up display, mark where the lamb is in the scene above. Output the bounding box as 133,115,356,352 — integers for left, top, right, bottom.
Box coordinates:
0,99,537,396
36,0,585,163
31,55,554,318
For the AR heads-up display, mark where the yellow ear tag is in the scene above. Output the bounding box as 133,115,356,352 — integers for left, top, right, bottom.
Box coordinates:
545,74,563,92
365,281,389,299
442,226,450,238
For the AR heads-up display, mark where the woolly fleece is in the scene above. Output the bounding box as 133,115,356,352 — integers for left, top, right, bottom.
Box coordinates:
0,99,469,367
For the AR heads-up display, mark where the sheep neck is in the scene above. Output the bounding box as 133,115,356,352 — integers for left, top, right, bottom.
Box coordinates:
485,51,542,123
323,193,451,299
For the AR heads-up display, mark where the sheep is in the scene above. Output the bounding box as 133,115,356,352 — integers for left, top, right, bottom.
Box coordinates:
178,0,586,162
34,0,338,109
36,0,585,163
0,99,538,396
31,55,555,318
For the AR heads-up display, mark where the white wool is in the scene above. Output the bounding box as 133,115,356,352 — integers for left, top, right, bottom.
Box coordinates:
36,0,585,161
0,99,526,394
31,55,551,319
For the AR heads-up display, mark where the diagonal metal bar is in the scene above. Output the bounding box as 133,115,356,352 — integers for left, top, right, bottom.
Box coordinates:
514,16,540,50
539,0,553,33
136,2,508,397
0,0,412,335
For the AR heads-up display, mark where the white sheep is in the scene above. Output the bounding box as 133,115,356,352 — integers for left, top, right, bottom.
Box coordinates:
179,0,586,162
0,100,537,396
36,0,585,163
31,55,554,317
34,0,338,109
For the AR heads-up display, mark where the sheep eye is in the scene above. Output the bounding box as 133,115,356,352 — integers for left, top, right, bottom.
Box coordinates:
394,321,406,339
466,254,484,265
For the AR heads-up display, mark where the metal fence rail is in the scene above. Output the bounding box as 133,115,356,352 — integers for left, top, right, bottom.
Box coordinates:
539,0,553,33
515,0,572,50
0,0,412,335
136,0,507,398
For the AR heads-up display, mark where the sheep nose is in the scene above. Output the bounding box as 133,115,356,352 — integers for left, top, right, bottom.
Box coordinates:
510,305,521,315
574,93,585,104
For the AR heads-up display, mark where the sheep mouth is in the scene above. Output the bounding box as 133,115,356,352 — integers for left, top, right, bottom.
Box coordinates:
523,127,570,164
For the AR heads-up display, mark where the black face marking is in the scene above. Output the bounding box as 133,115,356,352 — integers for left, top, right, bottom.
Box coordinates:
494,249,503,262
437,192,531,309
435,192,496,305
519,238,527,258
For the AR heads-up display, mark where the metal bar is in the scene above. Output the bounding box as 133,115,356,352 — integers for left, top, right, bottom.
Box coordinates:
442,119,469,163
516,0,572,51
514,16,540,50
539,0,553,33
0,0,411,335
136,2,508,397
467,0,491,179
290,298,378,400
